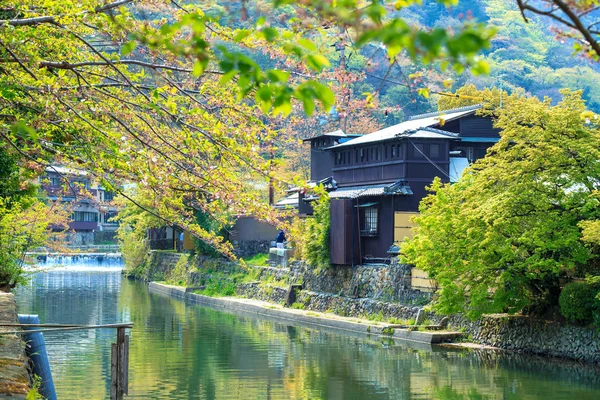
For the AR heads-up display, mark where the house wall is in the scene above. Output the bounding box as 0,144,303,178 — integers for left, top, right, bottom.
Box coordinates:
229,216,279,242
458,115,501,138
309,136,336,181
360,196,395,260
330,199,360,265
331,138,451,189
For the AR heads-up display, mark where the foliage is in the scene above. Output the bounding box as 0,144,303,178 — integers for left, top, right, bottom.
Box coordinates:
402,90,600,319
242,253,269,266
559,283,600,325
198,280,237,297
193,207,231,258
0,147,68,290
3,0,600,262
114,189,161,274
304,193,330,268
515,1,600,61
0,197,68,290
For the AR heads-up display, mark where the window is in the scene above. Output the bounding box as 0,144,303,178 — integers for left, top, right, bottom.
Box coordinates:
375,147,380,161
361,206,378,236
430,144,440,158
50,177,61,186
391,146,396,158
337,152,343,164
397,144,402,158
360,148,365,162
414,143,424,158
72,179,90,189
72,211,98,222
104,191,115,201
104,211,119,224
384,146,388,159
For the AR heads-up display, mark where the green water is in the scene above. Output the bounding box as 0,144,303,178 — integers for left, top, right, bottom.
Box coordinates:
15,269,600,399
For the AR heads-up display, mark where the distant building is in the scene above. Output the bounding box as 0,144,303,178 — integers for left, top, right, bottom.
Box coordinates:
41,166,120,245
294,105,500,265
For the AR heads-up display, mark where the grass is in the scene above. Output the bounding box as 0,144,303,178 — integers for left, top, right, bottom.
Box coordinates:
290,302,305,310
242,253,269,266
195,280,236,297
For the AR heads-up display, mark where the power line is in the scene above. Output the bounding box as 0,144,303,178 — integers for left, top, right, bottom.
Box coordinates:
408,140,451,179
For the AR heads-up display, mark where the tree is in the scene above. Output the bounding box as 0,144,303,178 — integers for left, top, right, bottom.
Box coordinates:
402,90,600,319
0,0,498,257
516,0,600,61
0,146,68,290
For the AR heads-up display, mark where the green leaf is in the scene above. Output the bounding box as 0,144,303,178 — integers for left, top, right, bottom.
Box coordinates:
267,70,290,83
471,60,490,76
192,60,205,77
233,29,251,42
121,41,137,56
297,38,317,52
219,69,238,85
261,27,279,42
305,54,330,72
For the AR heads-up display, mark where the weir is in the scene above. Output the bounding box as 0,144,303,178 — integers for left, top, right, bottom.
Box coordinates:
31,253,124,268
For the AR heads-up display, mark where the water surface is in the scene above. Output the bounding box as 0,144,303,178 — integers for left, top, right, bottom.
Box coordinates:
15,267,600,399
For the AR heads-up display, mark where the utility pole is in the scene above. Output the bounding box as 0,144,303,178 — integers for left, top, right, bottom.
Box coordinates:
335,26,348,132
268,139,274,206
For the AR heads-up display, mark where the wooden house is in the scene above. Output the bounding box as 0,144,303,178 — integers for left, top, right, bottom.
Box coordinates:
301,105,500,265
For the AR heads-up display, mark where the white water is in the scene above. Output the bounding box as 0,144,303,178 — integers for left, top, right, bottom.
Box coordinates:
30,254,124,272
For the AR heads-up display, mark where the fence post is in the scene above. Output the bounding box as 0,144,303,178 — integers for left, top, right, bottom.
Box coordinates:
111,327,129,400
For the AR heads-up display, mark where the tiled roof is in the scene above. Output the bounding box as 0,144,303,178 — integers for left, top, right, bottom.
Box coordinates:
331,106,479,148
407,105,481,120
329,181,413,199
274,192,298,208
302,129,363,142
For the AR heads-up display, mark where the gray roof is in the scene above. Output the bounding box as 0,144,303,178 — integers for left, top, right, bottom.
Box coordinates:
407,105,481,120
274,193,298,208
329,181,413,199
332,106,480,148
302,129,362,142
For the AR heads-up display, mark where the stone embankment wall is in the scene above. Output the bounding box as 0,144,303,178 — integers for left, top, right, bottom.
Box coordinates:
457,314,600,364
0,293,30,398
289,261,431,305
138,252,600,364
232,240,271,258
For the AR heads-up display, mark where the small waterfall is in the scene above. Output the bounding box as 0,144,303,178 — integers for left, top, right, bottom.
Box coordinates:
33,253,124,271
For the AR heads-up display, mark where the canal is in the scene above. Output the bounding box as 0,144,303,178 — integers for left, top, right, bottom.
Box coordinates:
14,264,600,399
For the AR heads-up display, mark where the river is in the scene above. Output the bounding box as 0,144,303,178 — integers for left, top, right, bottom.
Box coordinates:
14,263,600,399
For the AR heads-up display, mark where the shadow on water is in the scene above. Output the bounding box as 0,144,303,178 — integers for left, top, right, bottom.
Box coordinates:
14,270,600,399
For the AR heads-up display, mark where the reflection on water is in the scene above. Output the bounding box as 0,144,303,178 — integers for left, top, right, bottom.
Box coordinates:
15,270,600,400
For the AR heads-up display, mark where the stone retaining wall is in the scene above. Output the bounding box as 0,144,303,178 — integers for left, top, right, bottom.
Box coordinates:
457,314,600,364
232,240,271,258
0,293,30,398
236,283,288,305
288,260,431,305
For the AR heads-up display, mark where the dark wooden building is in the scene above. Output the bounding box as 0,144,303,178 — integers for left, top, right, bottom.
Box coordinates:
303,105,500,265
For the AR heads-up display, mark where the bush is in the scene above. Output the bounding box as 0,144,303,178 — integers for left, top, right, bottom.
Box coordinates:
559,283,600,324
305,195,330,268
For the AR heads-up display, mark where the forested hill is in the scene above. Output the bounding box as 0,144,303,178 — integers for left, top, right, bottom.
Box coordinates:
389,0,600,113
162,1,600,119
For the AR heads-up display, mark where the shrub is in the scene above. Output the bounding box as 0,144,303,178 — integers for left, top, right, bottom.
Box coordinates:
559,283,600,324
305,195,330,268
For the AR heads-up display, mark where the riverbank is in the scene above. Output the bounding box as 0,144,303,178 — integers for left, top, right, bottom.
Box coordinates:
0,293,30,398
130,251,600,365
148,282,464,344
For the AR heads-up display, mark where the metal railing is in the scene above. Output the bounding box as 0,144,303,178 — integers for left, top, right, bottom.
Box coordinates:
0,322,132,400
